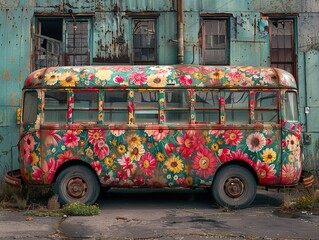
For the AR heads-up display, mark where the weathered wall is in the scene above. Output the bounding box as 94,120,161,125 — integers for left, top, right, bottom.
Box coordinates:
1,0,319,178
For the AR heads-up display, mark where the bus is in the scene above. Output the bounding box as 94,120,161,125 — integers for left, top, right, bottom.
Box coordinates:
5,65,302,209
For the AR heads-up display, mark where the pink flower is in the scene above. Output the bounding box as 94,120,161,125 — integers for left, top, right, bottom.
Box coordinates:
224,130,243,146
218,148,231,162
179,75,192,86
138,152,157,177
88,129,105,144
281,164,297,184
117,170,128,180
118,154,136,177
176,66,199,74
113,66,133,72
94,140,110,159
128,72,147,85
57,150,79,167
23,134,36,151
62,130,79,148
145,126,169,141
92,161,102,175
192,148,217,178
176,131,205,158
32,158,57,183
246,132,266,152
114,75,124,83
44,130,62,147
134,176,145,185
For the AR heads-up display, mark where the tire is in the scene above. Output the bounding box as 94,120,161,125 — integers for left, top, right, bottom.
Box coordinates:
212,165,256,209
54,165,100,205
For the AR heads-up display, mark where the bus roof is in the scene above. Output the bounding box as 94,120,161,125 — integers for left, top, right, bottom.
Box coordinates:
24,65,297,89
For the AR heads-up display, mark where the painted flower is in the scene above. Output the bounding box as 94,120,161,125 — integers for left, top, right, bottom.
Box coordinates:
23,134,37,151
192,149,217,178
165,143,176,155
262,148,277,164
57,150,79,167
145,126,169,141
176,131,205,158
281,164,297,184
224,130,243,146
62,130,80,148
286,135,298,151
128,71,147,85
218,148,231,162
127,133,142,147
44,130,62,147
255,160,277,184
59,71,79,87
117,144,126,155
165,155,184,173
147,74,167,87
94,140,110,159
138,152,157,177
109,126,125,136
118,154,136,177
32,158,57,184
95,70,112,81
246,132,266,152
114,75,124,83
88,129,106,145
128,144,145,161
156,152,165,162
92,161,102,175
178,75,192,86
45,71,59,85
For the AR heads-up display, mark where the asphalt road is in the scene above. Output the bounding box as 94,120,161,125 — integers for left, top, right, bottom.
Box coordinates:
1,188,319,240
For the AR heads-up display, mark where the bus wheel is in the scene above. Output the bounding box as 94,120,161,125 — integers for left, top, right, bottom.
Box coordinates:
212,165,256,209
54,165,100,205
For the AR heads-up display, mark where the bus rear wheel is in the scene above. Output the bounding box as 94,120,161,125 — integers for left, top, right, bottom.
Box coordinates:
54,165,100,205
212,165,256,209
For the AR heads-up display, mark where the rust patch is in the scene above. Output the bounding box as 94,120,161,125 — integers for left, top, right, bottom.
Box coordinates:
93,56,130,63
0,68,12,81
19,70,23,82
10,93,15,106
10,57,14,63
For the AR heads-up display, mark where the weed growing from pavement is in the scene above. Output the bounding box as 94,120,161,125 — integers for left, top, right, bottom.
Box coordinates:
63,202,100,216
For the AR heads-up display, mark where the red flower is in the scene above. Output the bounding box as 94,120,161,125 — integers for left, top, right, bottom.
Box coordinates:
92,161,102,175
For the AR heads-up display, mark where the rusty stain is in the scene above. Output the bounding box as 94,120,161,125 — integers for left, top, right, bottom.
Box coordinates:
0,68,12,81
19,70,23,82
10,57,14,63
10,93,15,106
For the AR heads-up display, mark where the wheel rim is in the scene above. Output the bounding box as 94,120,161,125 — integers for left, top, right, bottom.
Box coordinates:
66,177,88,198
224,177,245,198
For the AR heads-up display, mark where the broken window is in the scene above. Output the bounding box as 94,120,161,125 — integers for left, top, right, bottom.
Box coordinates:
132,19,157,64
33,18,91,70
202,19,229,65
269,19,296,76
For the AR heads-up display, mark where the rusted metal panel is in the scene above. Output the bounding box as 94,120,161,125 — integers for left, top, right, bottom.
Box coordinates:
251,0,319,13
35,0,95,13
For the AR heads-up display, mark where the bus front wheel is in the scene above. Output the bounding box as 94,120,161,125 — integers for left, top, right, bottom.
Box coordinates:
212,165,256,209
54,165,100,205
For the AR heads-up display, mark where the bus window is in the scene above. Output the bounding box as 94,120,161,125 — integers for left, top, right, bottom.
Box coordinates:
165,90,190,123
73,91,98,122
195,91,219,123
23,91,38,123
44,91,67,123
134,91,159,123
285,91,298,122
104,90,128,123
255,91,278,123
224,91,249,123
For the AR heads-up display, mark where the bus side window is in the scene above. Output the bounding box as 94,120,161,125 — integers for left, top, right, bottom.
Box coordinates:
104,90,128,123
165,90,190,123
285,91,298,122
73,91,98,123
23,91,38,123
224,91,249,123
255,91,278,123
44,91,67,123
134,91,159,123
194,91,219,123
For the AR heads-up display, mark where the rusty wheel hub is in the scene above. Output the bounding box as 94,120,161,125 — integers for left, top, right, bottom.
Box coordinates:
66,178,87,198
224,177,244,198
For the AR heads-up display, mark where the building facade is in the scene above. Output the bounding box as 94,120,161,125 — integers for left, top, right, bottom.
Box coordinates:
1,0,319,177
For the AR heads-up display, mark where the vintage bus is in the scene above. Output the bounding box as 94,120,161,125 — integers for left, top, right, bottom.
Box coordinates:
5,65,302,209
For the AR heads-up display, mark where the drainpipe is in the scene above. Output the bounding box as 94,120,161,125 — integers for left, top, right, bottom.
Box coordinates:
177,0,184,64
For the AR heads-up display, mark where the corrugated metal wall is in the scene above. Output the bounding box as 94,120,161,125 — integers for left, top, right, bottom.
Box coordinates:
1,0,319,177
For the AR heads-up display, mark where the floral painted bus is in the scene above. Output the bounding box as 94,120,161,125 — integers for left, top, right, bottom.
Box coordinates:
6,65,302,208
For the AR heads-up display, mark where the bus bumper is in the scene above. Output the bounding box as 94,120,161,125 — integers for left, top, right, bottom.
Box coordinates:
5,169,22,187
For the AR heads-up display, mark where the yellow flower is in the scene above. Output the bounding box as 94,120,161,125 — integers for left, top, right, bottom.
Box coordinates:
111,139,117,146
147,74,167,87
211,143,219,152
193,72,203,79
127,134,141,147
128,144,145,161
30,152,39,166
117,144,126,155
95,70,112,81
111,153,117,158
45,71,59,85
59,71,79,87
104,157,113,166
156,152,165,162
165,155,184,173
262,148,277,164
288,154,295,163
186,176,193,186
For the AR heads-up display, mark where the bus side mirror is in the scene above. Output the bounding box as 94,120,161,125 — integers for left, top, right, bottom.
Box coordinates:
16,108,21,125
